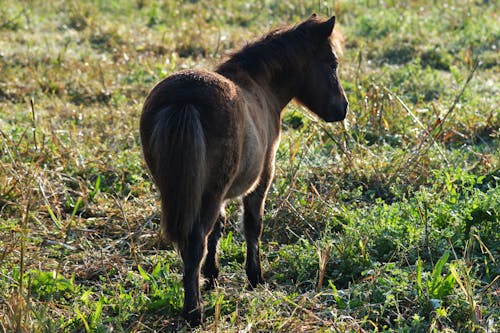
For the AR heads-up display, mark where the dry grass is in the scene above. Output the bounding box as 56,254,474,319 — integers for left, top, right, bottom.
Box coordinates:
1,1,499,332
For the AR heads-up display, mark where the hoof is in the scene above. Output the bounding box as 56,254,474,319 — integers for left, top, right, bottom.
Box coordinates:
203,277,218,291
183,306,202,327
202,264,219,291
248,274,265,289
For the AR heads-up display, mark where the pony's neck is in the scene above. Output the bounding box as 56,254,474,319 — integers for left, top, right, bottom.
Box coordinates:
215,27,314,115
216,63,302,114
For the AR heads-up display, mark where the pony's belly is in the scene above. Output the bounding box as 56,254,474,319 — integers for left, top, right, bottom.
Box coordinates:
224,94,274,199
226,171,261,199
225,137,266,198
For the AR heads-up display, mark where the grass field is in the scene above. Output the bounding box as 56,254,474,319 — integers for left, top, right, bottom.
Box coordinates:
0,0,499,332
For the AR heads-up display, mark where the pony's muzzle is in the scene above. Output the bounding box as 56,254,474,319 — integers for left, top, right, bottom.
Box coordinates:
324,99,348,122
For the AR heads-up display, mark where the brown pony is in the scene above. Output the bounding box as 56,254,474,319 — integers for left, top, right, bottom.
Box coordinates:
140,14,348,326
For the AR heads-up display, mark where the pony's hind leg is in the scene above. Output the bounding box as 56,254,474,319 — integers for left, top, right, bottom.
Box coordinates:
180,228,206,326
180,197,222,326
202,206,226,289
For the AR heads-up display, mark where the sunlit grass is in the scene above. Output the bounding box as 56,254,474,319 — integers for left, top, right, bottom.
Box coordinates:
0,0,498,332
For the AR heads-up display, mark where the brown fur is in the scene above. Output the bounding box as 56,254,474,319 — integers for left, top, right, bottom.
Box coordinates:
140,15,348,326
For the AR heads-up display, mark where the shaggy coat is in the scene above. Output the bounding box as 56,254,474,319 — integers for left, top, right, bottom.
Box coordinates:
140,14,348,326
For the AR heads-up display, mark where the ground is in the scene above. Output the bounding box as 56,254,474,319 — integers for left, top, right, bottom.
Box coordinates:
0,1,499,332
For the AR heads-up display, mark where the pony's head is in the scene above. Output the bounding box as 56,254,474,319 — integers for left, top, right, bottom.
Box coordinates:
295,15,349,122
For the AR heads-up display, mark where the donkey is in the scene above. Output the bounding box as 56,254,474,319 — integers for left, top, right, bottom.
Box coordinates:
140,14,348,326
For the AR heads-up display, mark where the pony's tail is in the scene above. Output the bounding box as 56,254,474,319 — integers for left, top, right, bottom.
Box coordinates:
149,105,206,248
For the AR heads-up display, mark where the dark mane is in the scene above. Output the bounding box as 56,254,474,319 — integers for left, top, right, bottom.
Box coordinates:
216,17,337,81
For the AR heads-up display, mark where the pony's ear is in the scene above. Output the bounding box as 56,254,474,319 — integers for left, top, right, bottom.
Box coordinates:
317,16,336,38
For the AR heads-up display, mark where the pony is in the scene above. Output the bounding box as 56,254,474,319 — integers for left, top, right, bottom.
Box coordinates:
140,14,348,326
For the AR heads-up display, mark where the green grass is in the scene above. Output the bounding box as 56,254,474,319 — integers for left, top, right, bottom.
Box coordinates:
1,0,499,332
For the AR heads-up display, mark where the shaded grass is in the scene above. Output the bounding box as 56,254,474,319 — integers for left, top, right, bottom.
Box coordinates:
1,0,499,332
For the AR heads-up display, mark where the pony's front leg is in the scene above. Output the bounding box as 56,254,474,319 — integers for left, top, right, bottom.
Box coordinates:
243,170,273,288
